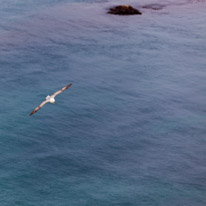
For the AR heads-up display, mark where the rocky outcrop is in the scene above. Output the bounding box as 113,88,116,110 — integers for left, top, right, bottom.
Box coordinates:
108,5,142,15
142,4,165,10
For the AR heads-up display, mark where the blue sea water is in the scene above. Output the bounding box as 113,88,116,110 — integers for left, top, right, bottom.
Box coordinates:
0,0,206,205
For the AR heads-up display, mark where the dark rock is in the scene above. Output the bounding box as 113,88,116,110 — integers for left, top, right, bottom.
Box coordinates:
142,4,165,10
108,5,142,15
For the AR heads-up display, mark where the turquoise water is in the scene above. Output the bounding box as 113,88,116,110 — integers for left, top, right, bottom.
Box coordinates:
0,0,206,205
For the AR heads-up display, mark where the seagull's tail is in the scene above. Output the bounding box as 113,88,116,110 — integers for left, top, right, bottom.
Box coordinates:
46,95,50,100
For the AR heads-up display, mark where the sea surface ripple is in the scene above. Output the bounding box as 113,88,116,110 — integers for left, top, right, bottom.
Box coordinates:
0,0,206,205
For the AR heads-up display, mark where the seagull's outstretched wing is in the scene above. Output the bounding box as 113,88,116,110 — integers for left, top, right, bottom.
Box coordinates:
51,83,72,98
29,99,49,116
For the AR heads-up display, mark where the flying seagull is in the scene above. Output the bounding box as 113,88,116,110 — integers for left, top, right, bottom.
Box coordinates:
29,83,72,116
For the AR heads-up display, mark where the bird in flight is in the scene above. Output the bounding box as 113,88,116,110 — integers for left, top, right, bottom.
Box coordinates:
30,83,72,116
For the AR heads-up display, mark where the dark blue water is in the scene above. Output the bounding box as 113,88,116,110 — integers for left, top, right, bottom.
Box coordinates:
0,0,206,205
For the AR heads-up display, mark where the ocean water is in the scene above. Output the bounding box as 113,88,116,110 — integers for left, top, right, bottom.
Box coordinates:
0,0,206,205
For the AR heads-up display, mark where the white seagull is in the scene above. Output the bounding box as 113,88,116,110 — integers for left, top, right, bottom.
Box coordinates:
30,83,72,116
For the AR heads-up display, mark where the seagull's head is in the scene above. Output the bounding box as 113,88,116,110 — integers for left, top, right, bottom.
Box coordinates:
50,98,55,104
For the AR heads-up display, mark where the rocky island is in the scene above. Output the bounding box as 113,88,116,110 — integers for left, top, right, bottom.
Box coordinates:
108,5,142,15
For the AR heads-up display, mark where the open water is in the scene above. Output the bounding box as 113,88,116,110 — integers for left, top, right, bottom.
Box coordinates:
0,0,206,205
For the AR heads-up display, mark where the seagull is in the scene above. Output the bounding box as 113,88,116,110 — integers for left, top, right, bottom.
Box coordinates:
29,83,72,116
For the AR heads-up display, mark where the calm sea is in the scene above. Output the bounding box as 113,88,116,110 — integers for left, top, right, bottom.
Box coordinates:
0,0,206,205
